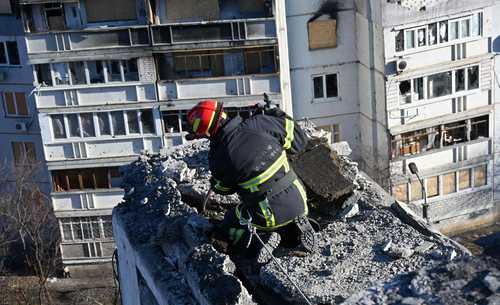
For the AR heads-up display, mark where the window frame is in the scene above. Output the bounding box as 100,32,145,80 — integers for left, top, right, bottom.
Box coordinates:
0,40,21,66
11,141,37,165
60,216,112,243
2,91,29,117
311,72,340,103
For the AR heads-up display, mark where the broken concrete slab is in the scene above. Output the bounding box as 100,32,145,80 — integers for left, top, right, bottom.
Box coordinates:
330,141,352,157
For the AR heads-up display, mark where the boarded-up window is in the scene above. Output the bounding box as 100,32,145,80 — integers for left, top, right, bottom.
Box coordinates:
85,0,137,23
393,184,407,202
459,169,471,190
426,176,439,198
14,93,28,115
443,172,456,195
308,19,337,50
166,0,219,22
0,1,12,14
4,92,15,114
410,180,422,201
474,165,487,187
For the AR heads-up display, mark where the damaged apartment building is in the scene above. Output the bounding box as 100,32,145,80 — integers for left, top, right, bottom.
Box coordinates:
9,0,289,268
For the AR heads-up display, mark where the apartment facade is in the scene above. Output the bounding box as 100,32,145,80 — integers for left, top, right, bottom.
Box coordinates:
13,0,290,267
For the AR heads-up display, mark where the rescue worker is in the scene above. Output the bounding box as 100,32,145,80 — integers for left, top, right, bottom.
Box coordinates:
186,99,316,263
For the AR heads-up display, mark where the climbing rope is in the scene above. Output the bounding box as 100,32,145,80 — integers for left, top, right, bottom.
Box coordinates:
239,211,313,305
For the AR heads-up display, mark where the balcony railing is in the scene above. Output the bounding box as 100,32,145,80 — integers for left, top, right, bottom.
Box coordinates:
26,26,150,54
25,18,276,54
52,189,123,211
157,74,280,100
151,18,276,45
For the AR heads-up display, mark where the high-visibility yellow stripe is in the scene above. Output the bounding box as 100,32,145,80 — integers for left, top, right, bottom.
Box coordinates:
205,103,217,136
283,118,295,150
293,179,308,215
238,152,288,190
259,200,276,227
235,204,290,231
192,118,201,133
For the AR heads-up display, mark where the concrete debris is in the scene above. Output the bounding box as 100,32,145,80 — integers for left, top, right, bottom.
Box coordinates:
115,126,499,305
330,141,352,157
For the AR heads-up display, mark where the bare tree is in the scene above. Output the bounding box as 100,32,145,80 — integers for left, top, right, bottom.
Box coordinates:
0,159,61,305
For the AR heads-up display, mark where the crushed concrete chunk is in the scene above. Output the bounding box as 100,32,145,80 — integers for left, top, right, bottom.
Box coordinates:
483,272,500,293
330,141,352,156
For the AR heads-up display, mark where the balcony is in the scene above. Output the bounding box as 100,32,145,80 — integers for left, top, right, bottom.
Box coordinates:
52,188,123,212
157,74,280,102
151,18,276,50
25,26,150,62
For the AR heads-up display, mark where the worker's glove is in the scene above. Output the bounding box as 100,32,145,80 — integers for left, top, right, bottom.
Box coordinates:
209,177,234,195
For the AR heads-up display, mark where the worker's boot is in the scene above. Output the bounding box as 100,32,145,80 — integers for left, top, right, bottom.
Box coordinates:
256,232,281,264
295,215,318,253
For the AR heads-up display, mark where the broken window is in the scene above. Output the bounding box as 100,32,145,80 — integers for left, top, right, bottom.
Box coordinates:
81,113,95,137
459,169,471,190
5,41,20,65
443,121,467,146
313,73,339,100
140,110,155,134
395,30,404,52
111,111,126,136
426,176,439,198
53,63,70,85
443,172,457,195
410,180,422,201
52,168,115,192
467,66,479,90
85,0,137,23
44,4,66,31
67,114,80,137
455,68,465,92
126,111,139,134
439,21,448,43
428,23,437,45
427,71,452,98
88,61,105,84
51,114,66,139
11,142,37,165
308,19,337,50
69,62,86,85
399,80,411,104
417,28,426,47
474,165,487,187
97,112,111,136
163,113,180,133
106,60,122,82
245,48,277,75
393,184,407,202
36,64,53,87
124,59,139,81
413,78,424,100
405,30,415,49
470,116,488,140
3,92,28,116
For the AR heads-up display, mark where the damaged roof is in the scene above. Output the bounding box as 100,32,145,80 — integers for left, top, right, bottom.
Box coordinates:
113,136,500,305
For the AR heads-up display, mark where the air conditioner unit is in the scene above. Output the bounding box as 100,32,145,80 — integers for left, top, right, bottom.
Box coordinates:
15,122,28,132
396,59,408,73
0,71,7,81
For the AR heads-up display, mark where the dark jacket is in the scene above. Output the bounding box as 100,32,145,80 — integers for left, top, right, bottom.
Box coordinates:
209,112,309,224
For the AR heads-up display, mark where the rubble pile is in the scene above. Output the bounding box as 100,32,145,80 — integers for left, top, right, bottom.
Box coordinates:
115,136,499,305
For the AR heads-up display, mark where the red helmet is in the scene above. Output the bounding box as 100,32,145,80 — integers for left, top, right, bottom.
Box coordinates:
187,99,224,139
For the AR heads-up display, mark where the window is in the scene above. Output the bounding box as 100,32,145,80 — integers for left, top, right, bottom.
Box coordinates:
81,113,95,137
126,111,140,134
60,217,113,242
468,66,479,90
0,41,20,65
393,184,407,202
67,114,80,137
97,112,111,136
399,80,411,104
427,71,452,98
69,62,86,85
52,167,120,192
88,61,104,84
140,110,155,134
111,112,126,136
53,62,70,85
474,165,487,187
163,113,180,133
11,142,37,165
470,116,488,140
35,64,53,87
317,124,340,143
410,180,422,201
44,4,66,31
51,115,66,139
308,19,337,50
443,172,456,195
85,0,137,23
413,78,424,101
443,121,467,146
3,92,28,116
426,176,439,198
395,13,482,52
313,73,338,100
106,60,122,82
459,169,471,190
393,128,439,157
455,69,465,92
123,59,139,81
